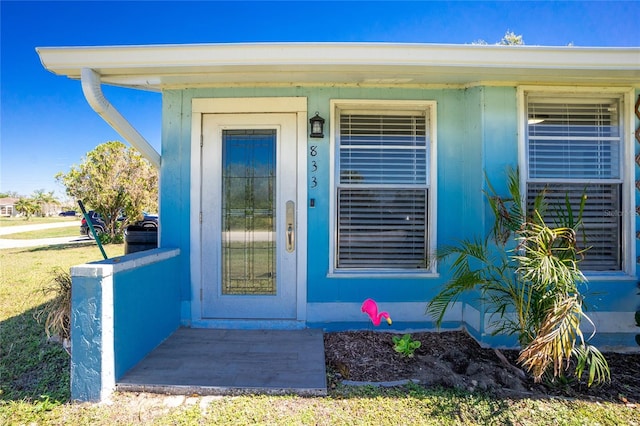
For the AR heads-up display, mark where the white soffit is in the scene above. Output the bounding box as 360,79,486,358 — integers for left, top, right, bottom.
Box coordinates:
37,42,640,89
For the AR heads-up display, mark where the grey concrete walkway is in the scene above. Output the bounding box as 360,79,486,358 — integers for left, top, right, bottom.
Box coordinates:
0,235,90,249
117,328,327,396
0,220,89,249
0,220,81,235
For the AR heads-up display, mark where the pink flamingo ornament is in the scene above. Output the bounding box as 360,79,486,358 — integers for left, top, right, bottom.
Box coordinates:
361,298,392,326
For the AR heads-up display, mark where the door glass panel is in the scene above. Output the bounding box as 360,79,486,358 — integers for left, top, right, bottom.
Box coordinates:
221,129,276,295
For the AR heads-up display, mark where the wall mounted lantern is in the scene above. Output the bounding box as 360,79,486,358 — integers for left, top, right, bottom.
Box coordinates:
309,112,325,138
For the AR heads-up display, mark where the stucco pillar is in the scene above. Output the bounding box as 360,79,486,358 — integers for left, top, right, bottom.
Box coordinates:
70,265,115,402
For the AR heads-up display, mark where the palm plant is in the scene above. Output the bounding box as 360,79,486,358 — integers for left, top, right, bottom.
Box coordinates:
14,197,39,220
427,168,609,386
31,189,59,216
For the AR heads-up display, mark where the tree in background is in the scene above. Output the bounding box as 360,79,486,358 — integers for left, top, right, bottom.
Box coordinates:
31,189,59,216
3,190,59,219
14,197,39,219
56,141,158,238
473,30,525,46
499,30,524,45
0,191,21,198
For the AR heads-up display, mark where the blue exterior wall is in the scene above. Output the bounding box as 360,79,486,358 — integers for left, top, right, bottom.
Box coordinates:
113,251,181,377
161,86,639,348
70,249,181,401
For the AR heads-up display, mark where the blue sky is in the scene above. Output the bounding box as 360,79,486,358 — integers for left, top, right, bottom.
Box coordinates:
1,1,638,199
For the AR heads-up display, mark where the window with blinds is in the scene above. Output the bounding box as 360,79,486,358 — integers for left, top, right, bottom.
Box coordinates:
336,111,430,270
526,95,624,271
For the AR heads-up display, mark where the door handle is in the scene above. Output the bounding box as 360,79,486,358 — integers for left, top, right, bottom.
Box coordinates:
286,200,295,253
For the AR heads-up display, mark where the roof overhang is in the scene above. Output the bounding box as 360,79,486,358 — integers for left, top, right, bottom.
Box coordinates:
37,42,640,90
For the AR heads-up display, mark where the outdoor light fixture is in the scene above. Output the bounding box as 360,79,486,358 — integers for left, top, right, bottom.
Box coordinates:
309,112,325,138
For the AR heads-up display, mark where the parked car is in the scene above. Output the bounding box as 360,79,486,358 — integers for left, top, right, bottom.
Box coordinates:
80,210,158,239
137,213,158,228
58,210,77,217
80,211,107,239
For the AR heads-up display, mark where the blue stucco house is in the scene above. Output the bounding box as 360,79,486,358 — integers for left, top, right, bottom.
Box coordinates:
37,43,640,401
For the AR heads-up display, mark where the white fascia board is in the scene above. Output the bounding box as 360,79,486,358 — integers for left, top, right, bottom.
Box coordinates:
36,43,640,89
36,43,640,72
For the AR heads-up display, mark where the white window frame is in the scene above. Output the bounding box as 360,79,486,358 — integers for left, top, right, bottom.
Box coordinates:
517,86,635,278
329,99,438,277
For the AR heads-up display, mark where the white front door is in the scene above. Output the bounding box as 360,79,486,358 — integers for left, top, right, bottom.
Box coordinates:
201,113,298,319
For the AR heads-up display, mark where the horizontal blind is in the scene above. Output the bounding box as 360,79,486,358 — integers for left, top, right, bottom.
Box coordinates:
339,114,427,185
527,183,621,271
336,109,430,270
337,189,427,269
527,97,621,179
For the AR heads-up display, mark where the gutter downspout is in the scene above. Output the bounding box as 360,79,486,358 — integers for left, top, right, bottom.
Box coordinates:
80,68,161,168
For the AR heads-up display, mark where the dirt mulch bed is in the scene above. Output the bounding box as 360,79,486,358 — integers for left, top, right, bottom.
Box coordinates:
324,330,640,403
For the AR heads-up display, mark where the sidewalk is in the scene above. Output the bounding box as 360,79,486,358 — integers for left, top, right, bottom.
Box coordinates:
0,221,88,249
0,220,80,235
0,236,90,249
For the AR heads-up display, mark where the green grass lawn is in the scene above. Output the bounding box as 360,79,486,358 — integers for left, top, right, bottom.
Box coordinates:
1,243,638,425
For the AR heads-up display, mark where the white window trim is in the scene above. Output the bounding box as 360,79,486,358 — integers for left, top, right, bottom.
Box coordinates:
328,99,438,277
517,86,636,277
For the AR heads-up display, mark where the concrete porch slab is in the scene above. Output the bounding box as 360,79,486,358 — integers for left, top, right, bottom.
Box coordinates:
116,328,327,396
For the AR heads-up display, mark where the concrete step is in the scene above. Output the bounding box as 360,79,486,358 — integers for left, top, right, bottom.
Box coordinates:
117,328,327,396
